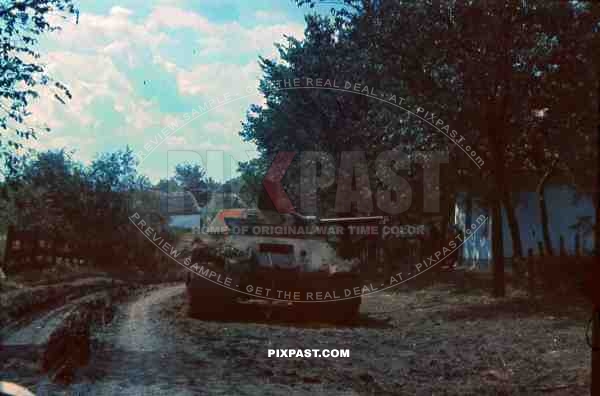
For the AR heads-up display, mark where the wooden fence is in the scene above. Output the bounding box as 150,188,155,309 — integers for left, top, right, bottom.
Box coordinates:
1,225,170,274
2,226,92,272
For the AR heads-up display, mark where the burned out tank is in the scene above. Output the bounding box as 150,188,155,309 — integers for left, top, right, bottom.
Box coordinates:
186,209,383,322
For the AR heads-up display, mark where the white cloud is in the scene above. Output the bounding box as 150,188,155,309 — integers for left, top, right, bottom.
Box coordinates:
50,6,170,62
144,7,304,101
50,5,303,103
109,6,133,18
164,135,233,155
203,121,238,136
27,3,303,175
254,10,287,22
146,6,214,33
194,142,233,151
176,61,261,97
24,131,97,165
165,135,187,147
30,50,158,138
145,6,304,60
152,54,178,73
191,21,303,60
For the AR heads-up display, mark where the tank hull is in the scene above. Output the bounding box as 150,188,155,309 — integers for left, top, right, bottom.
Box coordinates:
186,269,361,323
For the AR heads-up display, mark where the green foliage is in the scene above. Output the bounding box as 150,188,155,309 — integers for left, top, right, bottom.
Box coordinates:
2,147,166,271
171,162,209,206
240,0,598,219
173,162,206,192
155,177,181,194
236,159,267,209
0,0,78,170
240,5,452,215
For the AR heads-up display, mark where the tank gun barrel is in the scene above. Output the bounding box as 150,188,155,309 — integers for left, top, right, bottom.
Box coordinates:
318,216,384,224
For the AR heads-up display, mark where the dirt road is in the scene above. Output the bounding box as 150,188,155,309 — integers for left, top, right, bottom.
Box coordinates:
61,284,397,395
2,278,591,395
115,284,184,353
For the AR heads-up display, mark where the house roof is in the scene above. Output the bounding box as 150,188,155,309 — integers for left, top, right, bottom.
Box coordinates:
208,209,246,233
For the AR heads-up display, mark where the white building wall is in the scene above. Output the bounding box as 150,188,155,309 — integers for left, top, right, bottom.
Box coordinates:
454,185,596,267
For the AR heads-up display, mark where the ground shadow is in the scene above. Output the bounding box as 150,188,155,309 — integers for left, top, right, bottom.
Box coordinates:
432,293,590,322
187,306,394,329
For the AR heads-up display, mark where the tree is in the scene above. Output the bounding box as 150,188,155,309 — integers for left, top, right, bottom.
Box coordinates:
362,0,598,295
86,147,151,236
173,162,208,207
241,10,438,217
155,177,181,194
0,144,176,278
285,0,599,296
205,177,221,193
0,0,78,170
8,149,82,236
173,163,206,193
236,159,270,210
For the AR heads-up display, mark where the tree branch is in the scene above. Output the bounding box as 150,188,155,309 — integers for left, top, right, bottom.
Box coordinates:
0,0,40,18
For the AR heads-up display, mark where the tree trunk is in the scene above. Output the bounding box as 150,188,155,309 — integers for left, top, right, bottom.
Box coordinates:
489,127,507,297
447,192,456,233
592,310,600,396
596,100,600,254
538,186,553,256
465,194,473,228
441,191,455,242
502,192,523,258
595,192,600,256
537,159,558,256
502,191,524,277
485,57,511,298
491,197,505,297
592,110,600,395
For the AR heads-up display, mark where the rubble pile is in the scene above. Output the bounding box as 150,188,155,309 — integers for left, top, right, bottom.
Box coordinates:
40,287,129,384
41,308,91,384
0,278,120,328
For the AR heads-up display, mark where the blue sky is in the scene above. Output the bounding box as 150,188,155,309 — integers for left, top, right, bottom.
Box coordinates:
29,0,332,182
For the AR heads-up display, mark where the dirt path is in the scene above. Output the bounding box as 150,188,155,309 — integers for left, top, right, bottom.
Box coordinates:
4,279,589,395
64,284,340,395
115,284,184,353
1,292,110,347
66,284,205,396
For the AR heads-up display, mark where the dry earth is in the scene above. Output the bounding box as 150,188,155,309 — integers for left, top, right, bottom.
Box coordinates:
0,274,592,395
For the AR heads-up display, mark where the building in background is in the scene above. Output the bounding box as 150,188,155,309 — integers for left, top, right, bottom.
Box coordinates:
454,180,596,270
